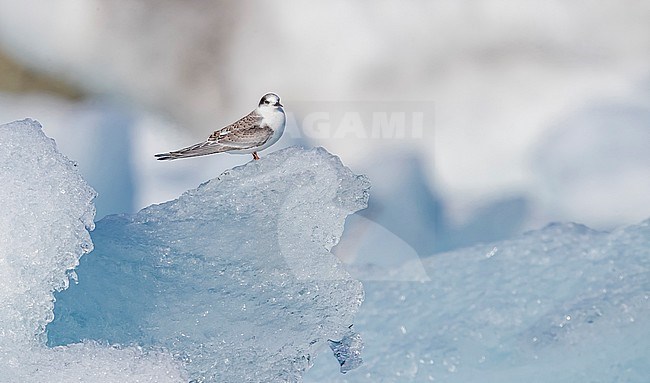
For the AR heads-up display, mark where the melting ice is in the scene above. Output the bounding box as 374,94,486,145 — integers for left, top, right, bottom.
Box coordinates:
1,119,369,382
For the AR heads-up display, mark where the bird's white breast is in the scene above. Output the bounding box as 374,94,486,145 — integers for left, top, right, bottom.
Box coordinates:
259,106,286,131
260,107,286,145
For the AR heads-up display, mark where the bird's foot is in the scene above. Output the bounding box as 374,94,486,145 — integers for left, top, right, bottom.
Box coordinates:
252,152,260,160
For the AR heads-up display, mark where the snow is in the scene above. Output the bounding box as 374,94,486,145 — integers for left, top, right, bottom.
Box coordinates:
306,221,650,382
1,119,368,382
531,102,650,228
3,1,650,254
2,1,650,234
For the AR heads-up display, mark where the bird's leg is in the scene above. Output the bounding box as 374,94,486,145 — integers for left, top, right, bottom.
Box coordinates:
252,152,260,160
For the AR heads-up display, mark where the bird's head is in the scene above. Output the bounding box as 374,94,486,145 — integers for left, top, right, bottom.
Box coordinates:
259,92,283,108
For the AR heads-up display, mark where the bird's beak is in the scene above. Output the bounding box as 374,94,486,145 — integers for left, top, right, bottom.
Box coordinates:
277,102,283,107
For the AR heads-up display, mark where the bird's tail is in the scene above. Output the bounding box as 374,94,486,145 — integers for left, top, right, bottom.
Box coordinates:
154,152,180,161
154,141,226,160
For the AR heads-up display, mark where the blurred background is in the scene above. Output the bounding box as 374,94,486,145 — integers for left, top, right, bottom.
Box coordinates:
1,0,649,257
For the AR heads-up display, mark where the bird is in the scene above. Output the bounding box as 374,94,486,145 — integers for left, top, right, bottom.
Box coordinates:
155,92,286,161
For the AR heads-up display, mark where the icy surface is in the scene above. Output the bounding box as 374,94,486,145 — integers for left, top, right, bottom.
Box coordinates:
328,331,364,374
0,119,185,382
48,147,369,382
0,119,95,348
306,221,650,382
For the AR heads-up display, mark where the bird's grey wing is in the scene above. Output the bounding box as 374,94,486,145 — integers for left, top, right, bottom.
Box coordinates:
154,141,228,160
154,111,272,161
208,110,273,149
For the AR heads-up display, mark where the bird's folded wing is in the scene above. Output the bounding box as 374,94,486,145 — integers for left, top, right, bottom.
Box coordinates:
213,126,274,148
154,141,226,160
208,112,273,149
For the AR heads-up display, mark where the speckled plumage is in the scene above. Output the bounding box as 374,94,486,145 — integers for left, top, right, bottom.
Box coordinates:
155,93,286,161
